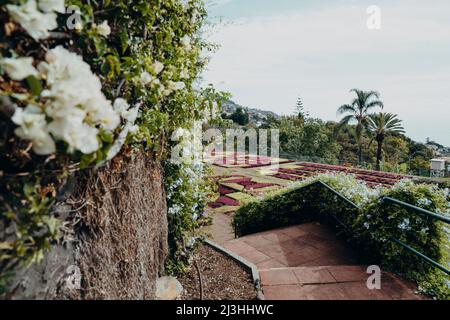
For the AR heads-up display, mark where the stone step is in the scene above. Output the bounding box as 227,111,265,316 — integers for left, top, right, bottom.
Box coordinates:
260,265,370,286
218,224,425,300
259,265,424,300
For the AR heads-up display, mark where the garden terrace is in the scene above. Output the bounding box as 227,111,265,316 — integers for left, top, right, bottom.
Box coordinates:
206,153,413,216
206,153,450,300
268,162,409,188
207,151,295,168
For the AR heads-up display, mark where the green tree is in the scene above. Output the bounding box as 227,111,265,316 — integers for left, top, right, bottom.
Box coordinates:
383,135,409,166
337,89,384,164
295,96,309,120
409,156,430,175
367,112,405,171
229,107,249,125
259,114,280,129
279,117,341,163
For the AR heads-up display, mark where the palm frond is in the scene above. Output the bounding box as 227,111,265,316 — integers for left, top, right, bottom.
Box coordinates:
338,114,355,126
367,112,405,135
334,114,355,137
365,100,384,111
365,90,381,100
337,104,356,115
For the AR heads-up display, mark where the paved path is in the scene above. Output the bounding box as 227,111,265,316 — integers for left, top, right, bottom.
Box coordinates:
218,222,425,300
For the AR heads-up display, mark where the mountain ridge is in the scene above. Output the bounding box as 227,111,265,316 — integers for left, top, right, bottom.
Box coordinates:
221,100,280,124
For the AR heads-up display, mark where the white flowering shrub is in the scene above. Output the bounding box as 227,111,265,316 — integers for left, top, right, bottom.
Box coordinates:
363,179,450,299
164,123,213,272
293,172,382,206
7,46,122,155
0,0,223,286
5,0,63,40
235,173,450,299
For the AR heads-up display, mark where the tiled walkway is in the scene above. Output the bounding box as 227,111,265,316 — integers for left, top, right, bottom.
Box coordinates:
219,222,425,300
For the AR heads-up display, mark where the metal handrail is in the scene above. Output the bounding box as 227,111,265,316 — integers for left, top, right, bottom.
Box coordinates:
315,181,361,209
390,237,450,276
382,196,450,224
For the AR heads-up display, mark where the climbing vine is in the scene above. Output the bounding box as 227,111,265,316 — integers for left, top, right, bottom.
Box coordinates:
0,0,222,289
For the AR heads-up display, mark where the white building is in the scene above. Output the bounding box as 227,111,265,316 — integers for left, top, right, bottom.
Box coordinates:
430,158,448,178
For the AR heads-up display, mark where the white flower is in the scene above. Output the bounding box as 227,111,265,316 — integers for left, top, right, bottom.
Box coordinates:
180,68,189,79
95,20,111,37
48,116,99,154
129,124,139,134
86,99,120,131
6,0,58,40
417,198,432,207
443,188,449,198
103,102,140,162
113,98,139,123
398,218,411,231
151,61,164,74
187,237,196,248
162,85,172,97
38,0,65,13
151,78,161,87
181,35,192,51
0,57,38,80
139,71,154,86
38,46,120,154
167,81,186,91
113,98,129,115
11,105,55,155
168,204,182,215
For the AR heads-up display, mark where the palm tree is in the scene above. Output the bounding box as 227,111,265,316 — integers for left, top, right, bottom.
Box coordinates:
337,89,384,164
367,112,405,171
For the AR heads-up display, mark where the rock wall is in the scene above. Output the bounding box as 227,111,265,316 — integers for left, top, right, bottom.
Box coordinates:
6,149,168,299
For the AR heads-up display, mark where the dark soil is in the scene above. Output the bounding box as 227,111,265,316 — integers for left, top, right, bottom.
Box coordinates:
178,244,257,300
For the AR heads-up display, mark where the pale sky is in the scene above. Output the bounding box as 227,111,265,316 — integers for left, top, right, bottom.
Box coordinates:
202,0,450,146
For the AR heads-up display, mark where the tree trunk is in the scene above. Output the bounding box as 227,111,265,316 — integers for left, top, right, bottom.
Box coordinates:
358,145,363,165
376,136,383,171
356,124,363,165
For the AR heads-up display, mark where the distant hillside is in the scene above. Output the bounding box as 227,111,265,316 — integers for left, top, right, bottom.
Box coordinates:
221,100,280,124
425,139,450,157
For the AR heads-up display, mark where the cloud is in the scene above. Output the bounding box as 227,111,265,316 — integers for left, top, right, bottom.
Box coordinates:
203,0,450,145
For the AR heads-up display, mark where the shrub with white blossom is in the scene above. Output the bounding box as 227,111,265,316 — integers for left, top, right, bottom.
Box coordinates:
7,46,122,155
164,122,215,272
0,0,222,288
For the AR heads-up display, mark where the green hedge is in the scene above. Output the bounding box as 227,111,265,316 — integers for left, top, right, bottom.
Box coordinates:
234,173,450,299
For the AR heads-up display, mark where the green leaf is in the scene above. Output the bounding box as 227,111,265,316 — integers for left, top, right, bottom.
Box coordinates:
25,76,43,97
23,183,36,197
119,31,129,54
99,130,114,144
